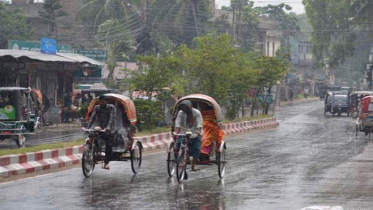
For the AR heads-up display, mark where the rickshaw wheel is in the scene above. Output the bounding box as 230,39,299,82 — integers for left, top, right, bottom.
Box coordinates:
131,142,142,174
15,135,25,148
176,149,187,183
82,144,95,178
167,142,176,177
217,143,226,178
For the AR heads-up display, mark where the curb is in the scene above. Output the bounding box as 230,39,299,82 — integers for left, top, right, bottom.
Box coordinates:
0,118,279,178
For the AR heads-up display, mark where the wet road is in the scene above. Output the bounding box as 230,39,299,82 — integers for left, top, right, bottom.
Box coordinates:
1,100,373,210
0,123,83,149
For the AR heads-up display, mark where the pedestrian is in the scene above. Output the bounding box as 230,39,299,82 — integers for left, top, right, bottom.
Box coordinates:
289,89,294,101
303,88,309,99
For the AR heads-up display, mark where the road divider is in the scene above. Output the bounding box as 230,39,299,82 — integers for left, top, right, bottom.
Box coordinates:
0,117,279,178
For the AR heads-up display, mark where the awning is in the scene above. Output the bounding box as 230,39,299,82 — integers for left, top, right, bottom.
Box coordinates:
0,49,74,62
0,50,106,66
57,53,105,66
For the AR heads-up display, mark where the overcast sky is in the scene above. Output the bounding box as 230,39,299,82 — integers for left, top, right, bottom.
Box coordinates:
215,0,305,14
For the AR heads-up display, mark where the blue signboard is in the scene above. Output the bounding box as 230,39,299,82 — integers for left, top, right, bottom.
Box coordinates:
41,38,57,54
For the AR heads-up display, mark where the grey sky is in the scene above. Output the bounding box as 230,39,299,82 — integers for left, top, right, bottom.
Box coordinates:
215,0,305,14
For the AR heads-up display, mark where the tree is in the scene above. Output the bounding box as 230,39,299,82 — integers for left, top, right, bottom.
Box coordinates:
303,0,359,68
38,0,68,41
176,34,237,104
129,54,184,100
240,3,260,52
0,2,32,48
78,0,142,26
251,56,288,115
149,0,211,45
97,19,133,79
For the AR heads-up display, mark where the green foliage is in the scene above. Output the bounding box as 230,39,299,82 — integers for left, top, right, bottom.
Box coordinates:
149,0,211,45
134,99,163,129
0,2,32,48
254,56,288,88
130,54,185,99
303,0,364,68
176,34,237,103
98,19,133,79
78,0,141,26
240,3,260,52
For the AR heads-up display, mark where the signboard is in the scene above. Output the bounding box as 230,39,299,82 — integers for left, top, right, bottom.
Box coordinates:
0,105,16,120
41,38,57,54
8,40,73,53
76,49,107,61
73,66,102,83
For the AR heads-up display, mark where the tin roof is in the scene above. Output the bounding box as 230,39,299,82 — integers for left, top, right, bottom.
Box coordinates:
0,50,105,66
57,53,105,66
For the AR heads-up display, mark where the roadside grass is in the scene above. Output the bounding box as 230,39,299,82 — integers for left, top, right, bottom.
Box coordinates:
0,115,273,156
0,139,84,157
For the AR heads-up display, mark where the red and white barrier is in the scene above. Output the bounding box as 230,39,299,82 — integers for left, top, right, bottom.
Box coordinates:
0,117,279,178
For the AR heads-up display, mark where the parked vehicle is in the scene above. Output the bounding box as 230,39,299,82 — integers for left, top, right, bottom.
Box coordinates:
349,91,373,118
0,87,35,147
81,93,142,178
356,96,373,139
324,91,349,116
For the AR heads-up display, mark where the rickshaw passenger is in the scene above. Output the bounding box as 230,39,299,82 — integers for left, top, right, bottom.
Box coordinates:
175,100,203,171
199,104,225,161
87,95,116,170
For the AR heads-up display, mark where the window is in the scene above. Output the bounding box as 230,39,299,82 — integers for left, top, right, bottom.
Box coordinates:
267,42,270,56
273,42,275,56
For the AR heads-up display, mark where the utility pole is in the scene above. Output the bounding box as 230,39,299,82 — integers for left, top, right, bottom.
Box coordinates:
366,64,372,90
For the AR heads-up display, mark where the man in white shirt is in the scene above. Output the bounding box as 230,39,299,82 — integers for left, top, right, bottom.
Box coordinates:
175,100,203,171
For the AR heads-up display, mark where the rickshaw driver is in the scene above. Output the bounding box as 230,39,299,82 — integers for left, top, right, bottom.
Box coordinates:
175,100,203,171
87,95,116,170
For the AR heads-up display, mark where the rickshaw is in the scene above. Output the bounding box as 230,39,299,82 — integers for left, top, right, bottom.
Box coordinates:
356,96,373,139
167,94,227,182
349,91,373,118
0,87,35,147
81,93,143,178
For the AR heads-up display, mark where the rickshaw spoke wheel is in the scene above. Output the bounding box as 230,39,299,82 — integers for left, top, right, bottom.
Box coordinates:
217,144,226,178
15,135,25,148
131,142,142,174
167,142,176,177
82,144,95,178
176,149,187,183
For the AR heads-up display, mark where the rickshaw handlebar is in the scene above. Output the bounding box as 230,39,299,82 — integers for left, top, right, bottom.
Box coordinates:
81,127,106,133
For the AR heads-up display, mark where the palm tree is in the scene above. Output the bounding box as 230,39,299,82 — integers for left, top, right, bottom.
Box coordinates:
149,0,211,45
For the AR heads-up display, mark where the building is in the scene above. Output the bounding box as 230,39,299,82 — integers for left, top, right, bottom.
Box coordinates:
256,18,282,57
209,7,282,57
0,49,104,104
